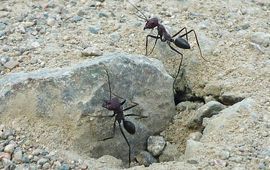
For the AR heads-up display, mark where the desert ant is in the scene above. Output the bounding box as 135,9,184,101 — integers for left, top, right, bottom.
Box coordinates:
127,1,208,91
96,64,147,167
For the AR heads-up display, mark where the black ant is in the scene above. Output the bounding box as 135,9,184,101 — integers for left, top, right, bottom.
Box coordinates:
97,65,147,167
127,1,208,91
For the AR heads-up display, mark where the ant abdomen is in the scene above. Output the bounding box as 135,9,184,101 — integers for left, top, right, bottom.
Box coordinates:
174,37,191,49
123,120,136,134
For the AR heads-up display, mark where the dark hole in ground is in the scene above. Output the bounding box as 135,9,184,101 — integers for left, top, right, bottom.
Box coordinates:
174,86,205,105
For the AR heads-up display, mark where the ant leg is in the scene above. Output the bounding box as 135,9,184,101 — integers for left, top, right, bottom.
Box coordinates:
125,114,147,119
92,112,116,118
123,102,138,111
101,117,117,141
168,43,184,92
118,121,131,167
146,34,160,56
179,30,208,62
172,27,188,41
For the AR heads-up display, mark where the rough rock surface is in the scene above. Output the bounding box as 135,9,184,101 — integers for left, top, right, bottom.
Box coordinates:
0,53,175,166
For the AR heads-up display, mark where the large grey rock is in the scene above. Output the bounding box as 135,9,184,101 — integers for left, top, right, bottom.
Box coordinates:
0,53,175,165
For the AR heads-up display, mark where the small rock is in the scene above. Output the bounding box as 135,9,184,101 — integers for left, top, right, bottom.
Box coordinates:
159,142,179,162
229,156,242,163
0,55,10,65
30,58,39,65
58,163,69,170
2,158,16,170
81,46,103,57
37,158,48,165
185,139,204,159
219,93,244,105
0,22,6,31
97,155,122,167
187,132,203,141
42,162,51,169
251,32,270,47
187,159,199,164
187,101,226,128
147,136,166,156
31,41,40,48
0,31,5,38
77,9,86,16
22,154,30,163
12,148,23,163
4,144,16,154
99,12,109,18
70,15,83,22
135,151,157,167
47,17,56,26
218,149,230,160
0,152,11,160
88,26,101,34
176,101,203,112
110,32,121,45
203,95,216,103
4,60,20,69
213,159,228,167
32,148,43,156
79,163,88,169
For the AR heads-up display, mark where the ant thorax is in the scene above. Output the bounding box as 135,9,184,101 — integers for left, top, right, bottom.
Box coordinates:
157,24,173,42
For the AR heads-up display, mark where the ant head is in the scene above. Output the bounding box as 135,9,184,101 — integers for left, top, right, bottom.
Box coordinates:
102,97,121,111
144,17,159,30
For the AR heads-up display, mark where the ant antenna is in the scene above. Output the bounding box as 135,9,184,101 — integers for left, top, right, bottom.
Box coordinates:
102,64,112,100
127,0,148,21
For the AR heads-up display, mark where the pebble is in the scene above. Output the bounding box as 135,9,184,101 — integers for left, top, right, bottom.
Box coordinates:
47,17,56,26
4,60,19,69
42,162,51,169
99,12,109,18
187,101,226,128
251,32,270,47
0,152,11,160
70,15,83,22
31,41,41,48
219,93,244,105
58,163,70,170
176,101,203,112
37,157,49,165
81,46,103,57
159,142,179,162
12,148,23,163
135,151,157,167
187,132,203,141
0,31,5,38
4,143,16,153
110,32,121,45
32,148,43,156
147,136,166,156
218,149,230,160
0,22,6,30
88,26,101,34
0,55,10,65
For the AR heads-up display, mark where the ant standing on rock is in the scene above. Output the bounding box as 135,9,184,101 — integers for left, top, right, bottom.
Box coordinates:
127,1,208,91
96,64,147,167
